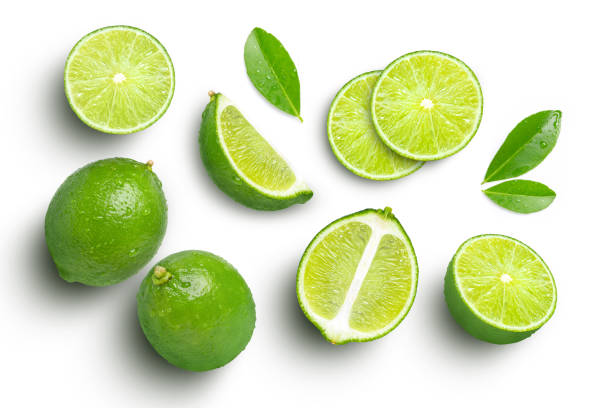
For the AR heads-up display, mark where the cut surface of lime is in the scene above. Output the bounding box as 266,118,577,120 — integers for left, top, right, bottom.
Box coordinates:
445,234,556,344
372,51,483,161
328,71,423,180
199,93,312,210
297,208,418,344
65,25,175,134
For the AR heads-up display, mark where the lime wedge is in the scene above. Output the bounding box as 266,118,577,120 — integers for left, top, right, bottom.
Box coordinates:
297,208,418,344
64,25,175,134
445,234,556,344
371,51,483,160
199,92,312,210
328,71,423,180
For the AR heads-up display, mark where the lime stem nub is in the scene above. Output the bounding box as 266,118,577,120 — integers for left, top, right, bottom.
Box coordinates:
383,207,393,218
152,266,172,285
208,90,216,99
146,160,154,169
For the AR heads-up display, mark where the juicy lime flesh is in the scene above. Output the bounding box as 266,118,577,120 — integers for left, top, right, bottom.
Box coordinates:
220,105,296,190
349,234,414,331
454,236,555,329
65,26,174,133
300,210,417,341
303,222,372,320
373,52,482,159
329,72,421,178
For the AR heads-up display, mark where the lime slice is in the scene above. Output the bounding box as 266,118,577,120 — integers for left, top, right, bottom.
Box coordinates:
371,51,483,161
297,208,418,344
328,71,423,180
199,92,312,211
64,25,175,134
445,234,556,344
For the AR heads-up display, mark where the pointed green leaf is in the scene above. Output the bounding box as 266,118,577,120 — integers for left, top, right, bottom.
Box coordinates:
244,27,301,120
483,180,556,213
483,110,561,182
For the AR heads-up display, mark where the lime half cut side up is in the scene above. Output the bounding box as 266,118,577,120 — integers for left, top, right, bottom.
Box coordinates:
371,51,483,161
444,234,557,344
199,92,312,211
297,208,418,344
64,25,175,134
328,71,423,180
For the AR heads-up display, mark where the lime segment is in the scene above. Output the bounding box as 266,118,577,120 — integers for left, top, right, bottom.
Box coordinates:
445,234,556,344
297,208,418,344
328,71,423,180
65,25,175,134
371,51,483,160
199,93,312,210
221,105,296,191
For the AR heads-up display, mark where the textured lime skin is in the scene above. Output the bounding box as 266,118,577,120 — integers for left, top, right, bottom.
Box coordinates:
137,250,256,371
45,158,167,286
444,235,556,344
199,93,312,210
445,261,534,344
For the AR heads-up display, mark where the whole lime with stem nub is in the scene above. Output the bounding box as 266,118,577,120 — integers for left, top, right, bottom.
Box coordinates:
45,157,168,286
137,250,256,372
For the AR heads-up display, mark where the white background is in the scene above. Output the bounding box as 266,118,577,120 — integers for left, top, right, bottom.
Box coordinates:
2,0,610,406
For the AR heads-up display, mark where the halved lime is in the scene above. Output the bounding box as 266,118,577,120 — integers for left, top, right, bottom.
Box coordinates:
445,234,556,344
297,208,418,344
328,71,423,180
199,92,312,210
64,25,175,134
371,51,483,161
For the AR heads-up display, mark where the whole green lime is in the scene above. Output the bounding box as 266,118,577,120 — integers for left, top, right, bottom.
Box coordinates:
45,158,167,286
137,250,256,372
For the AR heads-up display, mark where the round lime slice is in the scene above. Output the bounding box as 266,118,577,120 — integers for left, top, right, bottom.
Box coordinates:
445,234,557,344
64,25,175,134
328,71,423,180
371,51,483,161
297,208,418,344
199,92,312,211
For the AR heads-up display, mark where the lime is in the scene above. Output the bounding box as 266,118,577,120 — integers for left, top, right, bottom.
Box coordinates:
64,25,175,134
199,92,312,210
444,234,557,344
45,158,167,286
328,71,423,180
371,51,483,161
297,208,418,344
137,250,256,371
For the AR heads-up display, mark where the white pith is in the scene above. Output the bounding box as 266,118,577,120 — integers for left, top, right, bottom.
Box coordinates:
298,211,418,343
215,94,311,197
453,234,557,332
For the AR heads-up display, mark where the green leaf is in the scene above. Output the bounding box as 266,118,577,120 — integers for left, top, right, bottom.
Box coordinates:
483,180,556,213
244,27,301,121
483,110,561,183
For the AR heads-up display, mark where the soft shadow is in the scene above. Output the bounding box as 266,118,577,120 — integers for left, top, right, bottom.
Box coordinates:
44,59,149,146
116,293,217,384
425,274,506,355
25,216,109,304
274,255,376,356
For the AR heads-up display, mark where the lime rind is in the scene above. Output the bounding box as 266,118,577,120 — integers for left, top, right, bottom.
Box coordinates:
445,234,556,344
297,208,418,344
327,71,424,180
371,50,483,161
64,25,175,134
200,93,312,210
